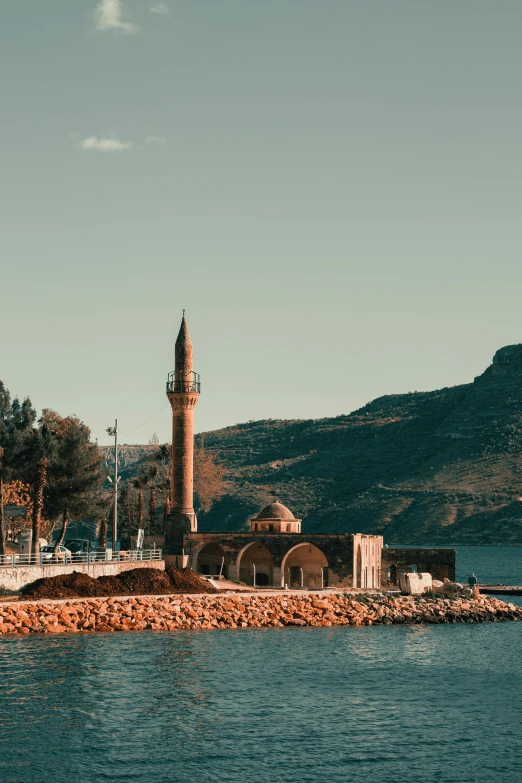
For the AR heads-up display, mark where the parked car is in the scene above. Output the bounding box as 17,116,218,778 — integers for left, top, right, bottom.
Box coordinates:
39,545,72,563
64,539,96,561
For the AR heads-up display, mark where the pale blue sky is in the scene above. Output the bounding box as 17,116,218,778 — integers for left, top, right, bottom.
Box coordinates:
1,1,521,445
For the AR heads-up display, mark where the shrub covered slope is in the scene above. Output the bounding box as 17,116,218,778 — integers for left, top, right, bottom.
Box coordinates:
126,345,522,544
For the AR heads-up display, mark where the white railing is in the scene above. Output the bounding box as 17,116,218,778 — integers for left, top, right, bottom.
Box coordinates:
0,549,163,568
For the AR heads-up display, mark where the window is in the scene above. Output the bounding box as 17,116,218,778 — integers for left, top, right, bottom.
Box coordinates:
286,524,291,532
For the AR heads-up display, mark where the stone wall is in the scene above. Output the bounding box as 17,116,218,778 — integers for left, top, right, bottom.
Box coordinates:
1,590,521,635
382,547,456,584
185,532,359,587
186,534,453,591
0,559,164,592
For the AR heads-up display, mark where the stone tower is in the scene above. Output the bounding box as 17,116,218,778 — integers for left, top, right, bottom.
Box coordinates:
165,314,200,555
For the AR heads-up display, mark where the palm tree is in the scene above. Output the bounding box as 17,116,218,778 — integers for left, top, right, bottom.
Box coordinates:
31,457,48,555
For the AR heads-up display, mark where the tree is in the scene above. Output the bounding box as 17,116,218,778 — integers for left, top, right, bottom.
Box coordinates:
194,441,226,513
118,481,137,543
2,480,33,542
37,411,104,552
137,491,144,531
149,485,157,534
21,411,64,554
163,494,170,534
98,505,110,550
0,381,36,556
31,457,48,554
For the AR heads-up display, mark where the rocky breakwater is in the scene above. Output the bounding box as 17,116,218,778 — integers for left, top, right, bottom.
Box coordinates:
1,592,522,635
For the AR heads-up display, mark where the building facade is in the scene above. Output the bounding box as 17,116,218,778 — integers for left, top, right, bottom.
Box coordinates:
164,316,456,588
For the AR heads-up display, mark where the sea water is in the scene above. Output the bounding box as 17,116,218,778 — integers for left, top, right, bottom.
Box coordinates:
1,546,522,783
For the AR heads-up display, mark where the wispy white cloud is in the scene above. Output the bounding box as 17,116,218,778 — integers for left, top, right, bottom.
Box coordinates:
80,136,133,152
150,3,170,13
95,0,138,33
145,135,167,144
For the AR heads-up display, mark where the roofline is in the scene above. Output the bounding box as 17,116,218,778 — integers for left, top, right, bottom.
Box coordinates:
250,517,302,522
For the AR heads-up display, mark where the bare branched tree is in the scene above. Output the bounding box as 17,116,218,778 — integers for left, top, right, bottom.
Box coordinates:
194,441,226,513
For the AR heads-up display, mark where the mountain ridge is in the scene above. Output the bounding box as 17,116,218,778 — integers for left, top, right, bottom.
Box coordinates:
117,345,522,545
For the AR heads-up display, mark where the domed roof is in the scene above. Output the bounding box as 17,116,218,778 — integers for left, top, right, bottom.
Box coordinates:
254,501,296,521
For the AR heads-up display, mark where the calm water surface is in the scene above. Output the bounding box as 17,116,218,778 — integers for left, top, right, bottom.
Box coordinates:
1,547,522,783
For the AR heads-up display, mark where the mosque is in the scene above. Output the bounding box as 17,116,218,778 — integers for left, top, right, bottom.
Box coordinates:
163,316,456,589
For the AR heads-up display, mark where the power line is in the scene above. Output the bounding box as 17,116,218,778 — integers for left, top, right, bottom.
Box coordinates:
125,384,161,407
120,404,170,440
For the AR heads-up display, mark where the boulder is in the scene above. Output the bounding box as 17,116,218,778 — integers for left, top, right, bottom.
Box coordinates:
399,572,433,595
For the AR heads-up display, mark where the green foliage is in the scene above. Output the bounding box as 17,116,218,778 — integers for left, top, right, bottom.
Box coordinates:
0,380,37,481
0,380,36,554
40,410,105,525
112,345,522,544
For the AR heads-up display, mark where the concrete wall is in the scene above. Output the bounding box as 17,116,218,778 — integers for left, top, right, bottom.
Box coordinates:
0,559,164,592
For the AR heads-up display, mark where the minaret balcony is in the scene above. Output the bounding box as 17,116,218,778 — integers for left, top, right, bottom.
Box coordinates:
166,371,201,394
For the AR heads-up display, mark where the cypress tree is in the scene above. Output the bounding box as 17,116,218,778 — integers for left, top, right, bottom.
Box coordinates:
137,491,144,531
149,485,157,534
163,494,170,534
98,508,109,550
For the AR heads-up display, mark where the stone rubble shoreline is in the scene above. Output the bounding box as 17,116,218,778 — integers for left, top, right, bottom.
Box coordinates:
1,591,521,635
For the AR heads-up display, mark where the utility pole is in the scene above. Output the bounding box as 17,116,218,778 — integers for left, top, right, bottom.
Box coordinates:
106,420,120,553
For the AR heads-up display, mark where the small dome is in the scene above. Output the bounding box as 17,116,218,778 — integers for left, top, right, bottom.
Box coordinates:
254,502,296,521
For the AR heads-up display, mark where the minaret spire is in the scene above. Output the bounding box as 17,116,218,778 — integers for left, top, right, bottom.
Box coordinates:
175,314,193,384
165,313,201,557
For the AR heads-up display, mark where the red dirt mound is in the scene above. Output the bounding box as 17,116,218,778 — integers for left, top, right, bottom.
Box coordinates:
20,571,107,599
97,568,175,595
20,567,218,600
165,566,218,593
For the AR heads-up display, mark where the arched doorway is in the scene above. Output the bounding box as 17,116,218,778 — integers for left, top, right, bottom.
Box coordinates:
195,542,228,578
282,543,328,589
237,542,274,587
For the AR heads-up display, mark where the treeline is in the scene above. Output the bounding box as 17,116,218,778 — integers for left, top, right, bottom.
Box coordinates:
109,439,226,545
0,381,105,555
0,379,228,555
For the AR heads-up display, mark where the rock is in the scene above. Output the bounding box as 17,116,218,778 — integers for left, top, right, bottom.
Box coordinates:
0,589,519,635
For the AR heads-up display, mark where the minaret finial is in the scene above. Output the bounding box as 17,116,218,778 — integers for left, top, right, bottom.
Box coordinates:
183,308,185,316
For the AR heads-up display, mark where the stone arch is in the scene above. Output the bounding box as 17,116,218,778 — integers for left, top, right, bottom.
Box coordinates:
237,542,274,587
194,542,228,578
281,542,329,589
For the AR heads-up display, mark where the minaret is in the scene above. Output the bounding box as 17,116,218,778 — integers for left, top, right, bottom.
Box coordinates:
165,313,200,554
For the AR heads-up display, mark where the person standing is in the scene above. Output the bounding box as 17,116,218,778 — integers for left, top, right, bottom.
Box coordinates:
468,572,478,597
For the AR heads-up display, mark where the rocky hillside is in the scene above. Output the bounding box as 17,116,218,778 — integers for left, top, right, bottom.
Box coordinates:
121,345,522,545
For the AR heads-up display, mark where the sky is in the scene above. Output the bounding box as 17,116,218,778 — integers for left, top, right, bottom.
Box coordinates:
1,1,522,446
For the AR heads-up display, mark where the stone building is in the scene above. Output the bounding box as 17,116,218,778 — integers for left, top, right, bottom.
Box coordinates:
164,316,456,589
